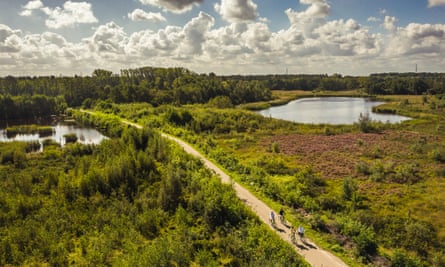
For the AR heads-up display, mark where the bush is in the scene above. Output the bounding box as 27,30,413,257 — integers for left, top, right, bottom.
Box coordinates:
356,112,375,133
355,161,370,175
429,147,445,163
336,216,378,261
270,141,281,153
391,250,421,267
343,177,358,200
64,133,78,143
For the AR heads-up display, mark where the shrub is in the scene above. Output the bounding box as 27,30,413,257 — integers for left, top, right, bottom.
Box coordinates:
270,141,281,153
309,214,329,232
356,112,375,133
429,147,445,163
64,133,78,143
393,163,421,184
343,177,358,200
391,250,421,267
355,161,370,175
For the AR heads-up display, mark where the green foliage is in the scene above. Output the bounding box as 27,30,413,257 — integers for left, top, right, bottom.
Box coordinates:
335,216,378,261
63,133,78,143
356,112,377,133
343,177,358,200
391,250,421,267
0,114,306,266
0,94,65,120
270,141,281,153
207,95,233,108
165,107,193,126
429,147,445,162
5,125,54,137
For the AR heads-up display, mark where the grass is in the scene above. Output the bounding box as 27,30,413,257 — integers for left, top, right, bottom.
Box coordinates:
6,125,54,137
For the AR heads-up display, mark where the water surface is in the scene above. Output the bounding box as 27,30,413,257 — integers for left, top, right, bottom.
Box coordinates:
0,122,107,150
258,97,411,124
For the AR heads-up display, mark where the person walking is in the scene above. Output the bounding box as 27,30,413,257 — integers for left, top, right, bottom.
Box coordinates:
279,207,285,223
298,225,305,240
269,211,276,226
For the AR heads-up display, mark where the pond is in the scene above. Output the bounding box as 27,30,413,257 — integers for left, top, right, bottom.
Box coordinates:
258,97,411,125
0,120,107,151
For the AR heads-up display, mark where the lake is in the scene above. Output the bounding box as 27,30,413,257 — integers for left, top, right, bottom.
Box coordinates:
258,97,411,124
0,121,107,150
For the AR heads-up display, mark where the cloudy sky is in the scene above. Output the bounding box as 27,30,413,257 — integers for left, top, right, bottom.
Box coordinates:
1,0,445,76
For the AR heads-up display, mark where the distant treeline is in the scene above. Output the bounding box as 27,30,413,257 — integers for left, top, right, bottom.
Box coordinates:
0,67,444,120
223,72,445,94
0,94,66,121
0,67,272,109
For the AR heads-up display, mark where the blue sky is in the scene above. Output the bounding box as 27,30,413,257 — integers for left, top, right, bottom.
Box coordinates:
0,0,444,76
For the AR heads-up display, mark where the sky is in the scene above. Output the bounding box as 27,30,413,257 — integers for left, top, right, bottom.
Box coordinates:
0,0,445,76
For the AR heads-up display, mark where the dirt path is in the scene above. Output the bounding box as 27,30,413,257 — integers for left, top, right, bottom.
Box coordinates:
162,133,349,267
80,110,348,266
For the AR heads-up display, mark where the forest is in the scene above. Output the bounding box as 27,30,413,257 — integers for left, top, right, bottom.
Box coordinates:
1,66,445,266
0,111,306,266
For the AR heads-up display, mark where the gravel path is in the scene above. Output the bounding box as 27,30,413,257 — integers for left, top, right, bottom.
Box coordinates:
162,133,349,267
82,110,349,267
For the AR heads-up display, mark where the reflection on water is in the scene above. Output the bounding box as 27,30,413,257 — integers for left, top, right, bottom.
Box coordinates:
259,97,411,125
0,122,107,151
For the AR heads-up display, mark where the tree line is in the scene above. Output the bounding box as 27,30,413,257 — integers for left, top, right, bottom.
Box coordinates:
1,67,445,121
224,72,445,94
0,67,272,113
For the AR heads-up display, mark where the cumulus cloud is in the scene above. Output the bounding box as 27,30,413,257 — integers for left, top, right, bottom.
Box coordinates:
139,0,202,14
367,17,380,22
284,0,331,39
128,9,166,22
3,1,445,76
178,12,215,56
428,0,445,7
385,22,445,56
214,0,258,23
19,0,43,16
41,1,98,29
383,16,397,32
89,22,128,55
0,24,22,53
23,0,43,10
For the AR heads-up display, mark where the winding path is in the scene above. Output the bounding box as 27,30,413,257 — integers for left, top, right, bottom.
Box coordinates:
81,110,348,266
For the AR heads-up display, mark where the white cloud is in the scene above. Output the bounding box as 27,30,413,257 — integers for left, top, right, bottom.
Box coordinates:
214,0,258,23
384,22,445,57
19,0,43,16
3,2,445,76
19,10,33,17
41,1,98,29
383,16,397,32
0,24,22,53
428,0,445,7
178,12,214,56
139,0,202,14
284,0,330,39
367,17,380,22
89,22,128,54
128,9,166,22
23,0,43,10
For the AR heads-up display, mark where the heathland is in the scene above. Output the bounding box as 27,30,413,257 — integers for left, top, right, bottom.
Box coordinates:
0,68,444,266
